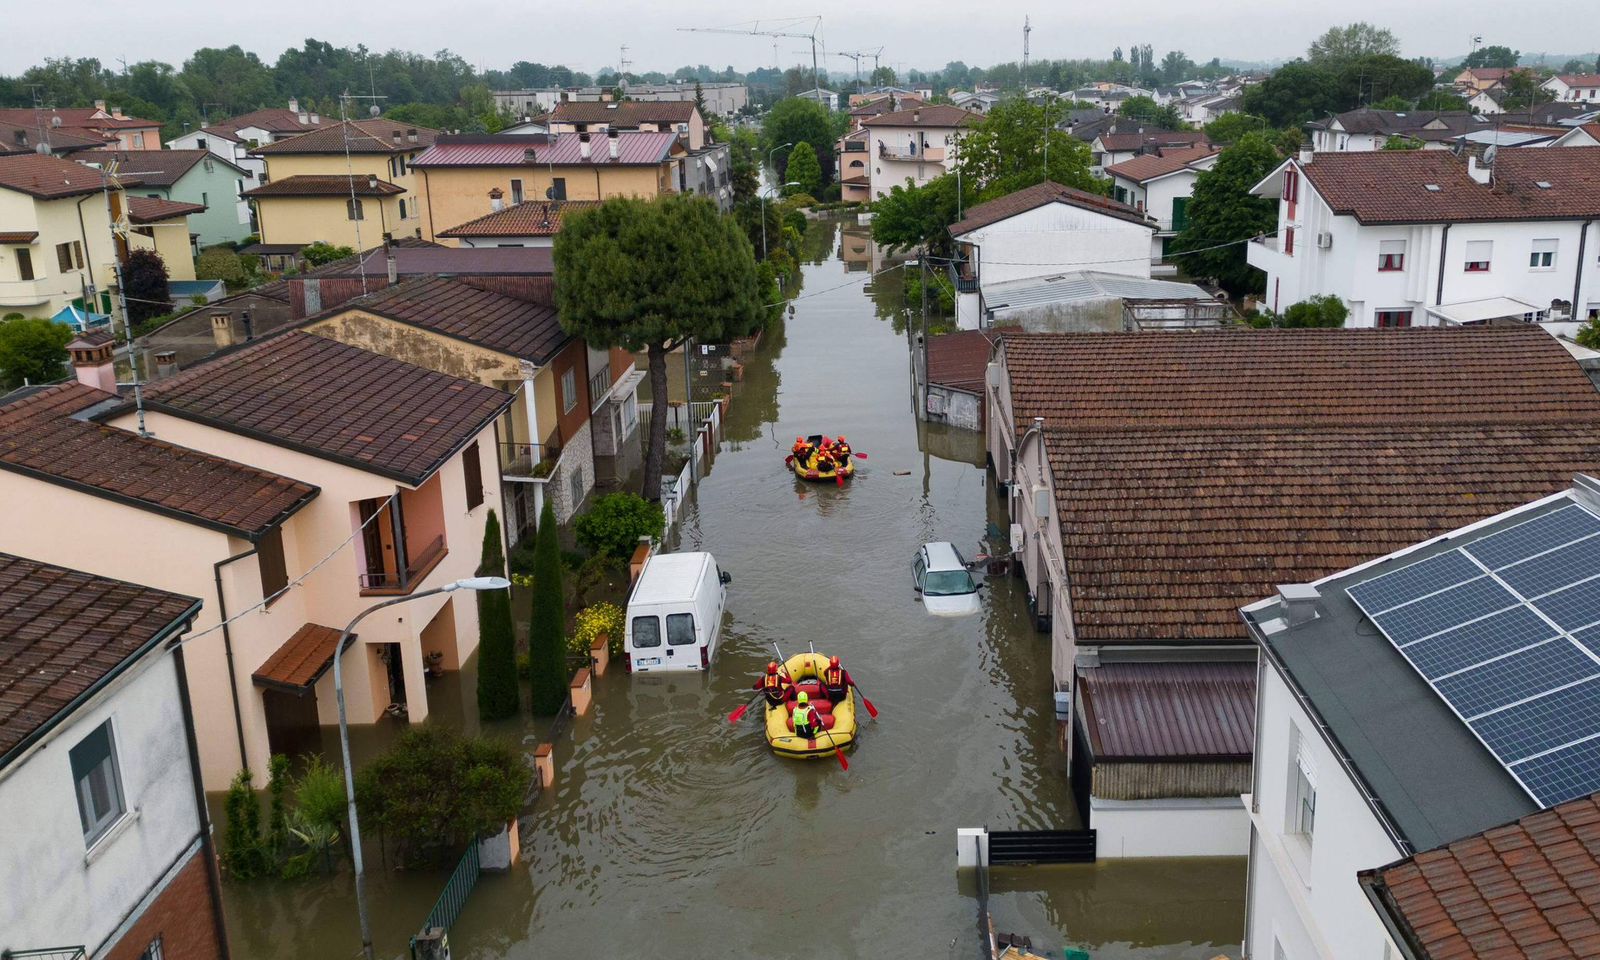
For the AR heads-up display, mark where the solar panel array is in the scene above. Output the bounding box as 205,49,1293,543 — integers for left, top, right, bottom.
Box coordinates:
1347,502,1600,807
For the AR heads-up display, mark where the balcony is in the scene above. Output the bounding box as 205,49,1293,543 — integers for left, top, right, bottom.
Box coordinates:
588,362,611,413
355,477,449,596
947,261,979,294
0,277,55,308
878,143,945,162
501,441,558,480
359,535,447,594
1245,235,1282,273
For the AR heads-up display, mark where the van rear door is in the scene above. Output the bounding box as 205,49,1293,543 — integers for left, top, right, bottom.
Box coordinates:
629,613,664,671
665,611,699,670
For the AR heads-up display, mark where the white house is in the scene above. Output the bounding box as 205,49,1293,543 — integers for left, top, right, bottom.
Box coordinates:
1104,146,1218,265
0,554,227,958
796,88,840,112
1551,122,1600,147
1247,147,1600,325
166,99,336,227
1542,72,1600,102
860,104,981,201
949,90,1000,114
1240,474,1600,960
1089,129,1209,176
1306,108,1483,152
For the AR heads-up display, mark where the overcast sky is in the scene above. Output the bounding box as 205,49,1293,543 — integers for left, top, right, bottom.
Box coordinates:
3,0,1594,76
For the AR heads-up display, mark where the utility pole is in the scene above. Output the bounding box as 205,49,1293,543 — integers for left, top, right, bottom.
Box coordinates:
98,160,148,437
1023,16,1031,89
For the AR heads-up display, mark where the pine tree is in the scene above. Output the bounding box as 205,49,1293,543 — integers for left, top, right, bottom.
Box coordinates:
475,509,519,720
784,142,823,196
528,499,568,715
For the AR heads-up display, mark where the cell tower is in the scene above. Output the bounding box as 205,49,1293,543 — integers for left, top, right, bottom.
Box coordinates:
1023,16,1032,88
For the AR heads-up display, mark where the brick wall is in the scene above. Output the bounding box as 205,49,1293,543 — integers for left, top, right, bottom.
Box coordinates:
102,847,225,960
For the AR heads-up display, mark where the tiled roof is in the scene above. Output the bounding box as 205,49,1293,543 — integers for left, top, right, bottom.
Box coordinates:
1557,73,1600,88
1104,145,1216,184
1296,148,1600,224
0,231,38,243
252,622,342,691
0,118,111,155
251,119,440,155
77,149,236,185
437,199,601,238
862,105,982,128
126,195,205,224
1005,327,1600,643
0,382,317,538
925,329,997,392
1097,130,1208,152
205,107,337,139
549,100,697,125
950,180,1151,236
241,174,404,198
0,152,135,200
1361,791,1600,959
410,132,678,167
329,276,568,363
142,331,514,485
0,107,157,132
0,554,200,765
302,244,553,278
1076,662,1256,760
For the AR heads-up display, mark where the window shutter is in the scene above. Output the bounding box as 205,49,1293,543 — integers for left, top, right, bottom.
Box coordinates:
257,527,288,602
1465,240,1492,262
463,440,484,510
1295,740,1318,791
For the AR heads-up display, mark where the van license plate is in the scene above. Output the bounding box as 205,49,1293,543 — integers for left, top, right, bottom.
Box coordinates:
637,658,661,667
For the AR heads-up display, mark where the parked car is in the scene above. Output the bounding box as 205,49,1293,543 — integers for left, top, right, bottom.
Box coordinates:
912,541,983,616
625,551,731,673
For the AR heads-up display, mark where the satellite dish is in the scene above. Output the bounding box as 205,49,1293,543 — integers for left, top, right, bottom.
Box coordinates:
50,115,62,127
369,105,380,118
1483,145,1498,166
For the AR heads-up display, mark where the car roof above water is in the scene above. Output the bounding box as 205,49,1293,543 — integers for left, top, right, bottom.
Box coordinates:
630,552,714,607
922,541,964,570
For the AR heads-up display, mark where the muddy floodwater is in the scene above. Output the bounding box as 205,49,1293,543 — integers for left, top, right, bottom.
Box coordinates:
218,219,1245,960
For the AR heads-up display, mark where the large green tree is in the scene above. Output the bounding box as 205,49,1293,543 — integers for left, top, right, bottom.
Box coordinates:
760,97,838,186
0,316,73,389
869,174,973,255
475,510,518,721
554,196,762,501
954,98,1099,201
1307,23,1400,64
1462,45,1519,69
784,142,822,196
1498,70,1554,110
1169,131,1281,296
526,499,566,715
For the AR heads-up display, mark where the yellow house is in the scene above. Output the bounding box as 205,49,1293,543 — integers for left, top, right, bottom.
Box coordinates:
411,132,683,242
126,196,200,282
243,119,438,248
547,99,706,150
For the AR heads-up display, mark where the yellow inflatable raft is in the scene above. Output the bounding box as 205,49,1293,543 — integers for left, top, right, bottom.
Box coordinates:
790,456,855,483
765,652,858,759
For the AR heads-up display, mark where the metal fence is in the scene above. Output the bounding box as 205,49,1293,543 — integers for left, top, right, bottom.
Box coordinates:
408,841,482,959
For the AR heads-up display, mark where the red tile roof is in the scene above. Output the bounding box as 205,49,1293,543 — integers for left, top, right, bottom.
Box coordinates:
1104,145,1217,184
862,104,983,128
126,195,205,224
242,174,404,198
0,382,318,538
549,100,698,125
410,133,679,167
437,199,601,238
1076,662,1256,760
142,331,514,485
0,152,136,200
252,622,342,691
251,119,440,155
1097,130,1209,152
0,119,109,155
0,231,38,243
925,329,998,392
0,107,158,133
950,180,1151,236
327,275,569,363
77,149,238,186
0,554,200,765
1361,791,1600,960
202,107,338,140
1297,148,1600,224
1557,73,1600,87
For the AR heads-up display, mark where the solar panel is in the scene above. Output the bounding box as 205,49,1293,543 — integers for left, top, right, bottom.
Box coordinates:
1346,500,1600,808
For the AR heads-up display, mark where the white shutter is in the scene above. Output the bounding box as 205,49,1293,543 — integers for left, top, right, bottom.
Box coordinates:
1295,740,1318,791
1378,239,1406,257
1465,240,1492,262
1533,238,1559,254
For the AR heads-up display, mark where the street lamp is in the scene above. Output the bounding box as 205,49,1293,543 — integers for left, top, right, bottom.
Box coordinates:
335,575,511,960
761,142,794,261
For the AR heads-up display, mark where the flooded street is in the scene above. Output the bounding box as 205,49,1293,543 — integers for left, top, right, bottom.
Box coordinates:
220,218,1243,960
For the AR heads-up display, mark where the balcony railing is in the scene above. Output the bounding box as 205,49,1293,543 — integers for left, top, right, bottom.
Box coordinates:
588,363,611,413
947,261,979,294
501,441,557,480
878,143,945,162
359,535,447,594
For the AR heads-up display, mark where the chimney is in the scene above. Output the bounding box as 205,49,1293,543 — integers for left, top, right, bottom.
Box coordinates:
1467,154,1492,185
288,97,300,114
154,350,179,378
523,147,539,164
608,129,620,160
298,111,310,124
309,112,319,125
93,99,106,113
913,109,921,123
392,130,402,145
1276,584,1322,628
210,311,236,349
241,308,255,342
110,106,124,119
579,133,592,159
490,187,506,212
1298,148,1313,165
386,253,398,285
407,128,418,143
67,334,117,393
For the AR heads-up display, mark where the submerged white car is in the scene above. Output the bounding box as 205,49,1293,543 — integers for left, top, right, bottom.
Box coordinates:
913,542,984,616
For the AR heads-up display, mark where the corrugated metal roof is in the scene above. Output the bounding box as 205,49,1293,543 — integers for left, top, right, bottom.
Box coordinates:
411,132,677,168
983,271,1213,312
1076,662,1256,761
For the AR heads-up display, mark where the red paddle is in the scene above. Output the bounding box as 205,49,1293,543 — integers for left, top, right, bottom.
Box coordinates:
816,715,849,770
728,691,763,724
856,690,879,719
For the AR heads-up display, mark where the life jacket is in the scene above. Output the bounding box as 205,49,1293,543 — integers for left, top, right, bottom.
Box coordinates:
794,703,817,729
824,667,845,691
763,673,785,698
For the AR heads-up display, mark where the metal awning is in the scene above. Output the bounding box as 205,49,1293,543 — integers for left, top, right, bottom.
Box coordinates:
252,622,344,693
1425,297,1539,326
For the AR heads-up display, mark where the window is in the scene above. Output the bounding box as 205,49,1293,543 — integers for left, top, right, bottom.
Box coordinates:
463,440,484,510
631,616,661,648
347,198,365,221
1283,166,1299,219
1291,743,1317,840
138,937,164,960
15,248,33,281
1283,226,1295,255
1464,239,1492,272
201,191,209,210
257,526,288,604
549,177,567,201
1378,239,1406,271
72,242,83,270
1530,238,1558,269
666,612,697,645
196,136,207,150
132,133,145,149
1375,309,1412,328
70,721,125,845
924,569,978,596
510,178,524,205
398,199,408,220
561,367,578,414
56,242,73,272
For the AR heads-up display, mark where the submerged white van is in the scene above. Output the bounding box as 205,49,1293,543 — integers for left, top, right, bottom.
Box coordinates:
625,551,731,673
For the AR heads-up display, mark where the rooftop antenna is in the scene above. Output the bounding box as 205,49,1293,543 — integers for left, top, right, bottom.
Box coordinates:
619,44,632,83
97,160,149,437
338,91,387,296
1023,15,1031,89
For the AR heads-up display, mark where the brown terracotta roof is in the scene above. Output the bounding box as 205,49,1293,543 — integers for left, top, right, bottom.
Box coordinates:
1361,791,1600,960
252,622,343,691
325,275,569,363
549,100,698,125
126,195,205,224
0,107,158,132
141,331,514,485
251,119,440,155
1076,662,1256,760
926,329,998,392
1297,148,1600,224
0,382,318,538
437,199,601,238
77,149,241,185
1104,145,1217,184
203,107,338,140
951,180,1151,236
0,118,111,155
1557,73,1600,88
242,174,404,198
1097,130,1209,152
0,152,137,200
862,104,983,128
0,554,200,765
0,231,38,243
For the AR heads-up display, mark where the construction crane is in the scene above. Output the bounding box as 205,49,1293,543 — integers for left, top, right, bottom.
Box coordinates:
834,47,885,94
680,17,824,100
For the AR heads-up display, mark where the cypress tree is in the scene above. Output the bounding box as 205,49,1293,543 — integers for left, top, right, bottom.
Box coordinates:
528,499,569,715
475,509,519,720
